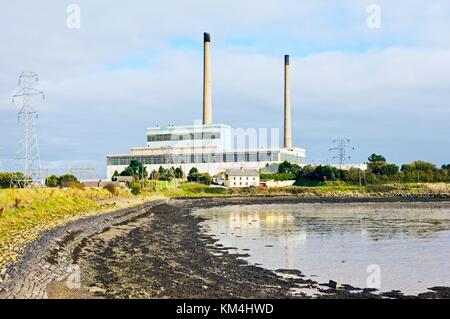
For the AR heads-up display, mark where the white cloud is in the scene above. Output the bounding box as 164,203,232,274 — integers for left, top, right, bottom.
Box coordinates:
1,0,449,175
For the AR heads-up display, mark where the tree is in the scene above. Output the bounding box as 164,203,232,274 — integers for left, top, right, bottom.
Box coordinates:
157,166,167,180
45,175,59,187
174,167,184,179
188,167,199,176
168,167,176,179
120,166,135,177
278,161,292,174
0,172,25,189
278,161,300,174
368,154,386,163
149,169,159,180
120,160,148,180
59,174,78,184
368,162,399,176
401,161,437,172
198,173,212,185
383,164,400,176
186,167,211,185
187,167,199,182
441,164,450,170
156,166,174,181
314,165,336,181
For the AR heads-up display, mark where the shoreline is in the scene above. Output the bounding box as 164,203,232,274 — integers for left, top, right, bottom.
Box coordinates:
1,195,450,299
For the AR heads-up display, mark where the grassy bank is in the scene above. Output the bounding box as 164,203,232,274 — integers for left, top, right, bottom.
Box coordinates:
149,182,450,197
1,182,449,273
0,188,162,270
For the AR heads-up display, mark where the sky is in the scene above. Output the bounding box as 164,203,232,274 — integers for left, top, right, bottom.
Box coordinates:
0,0,449,176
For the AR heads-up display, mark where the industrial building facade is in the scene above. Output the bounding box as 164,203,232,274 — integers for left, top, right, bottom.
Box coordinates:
106,33,306,179
107,145,305,178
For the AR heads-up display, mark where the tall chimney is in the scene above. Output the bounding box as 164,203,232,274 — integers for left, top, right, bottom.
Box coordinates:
203,32,212,125
284,54,292,149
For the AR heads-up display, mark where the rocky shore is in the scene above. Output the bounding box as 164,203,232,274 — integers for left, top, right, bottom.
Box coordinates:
1,195,450,299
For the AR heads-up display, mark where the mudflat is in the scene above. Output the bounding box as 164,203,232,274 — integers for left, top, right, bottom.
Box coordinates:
1,196,450,299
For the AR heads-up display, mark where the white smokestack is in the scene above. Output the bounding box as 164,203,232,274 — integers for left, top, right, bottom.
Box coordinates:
203,32,212,125
284,55,292,149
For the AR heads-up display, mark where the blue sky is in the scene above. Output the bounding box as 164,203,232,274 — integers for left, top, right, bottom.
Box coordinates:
0,1,449,176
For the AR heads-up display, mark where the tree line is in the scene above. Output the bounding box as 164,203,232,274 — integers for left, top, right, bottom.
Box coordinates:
291,154,450,185
113,160,212,185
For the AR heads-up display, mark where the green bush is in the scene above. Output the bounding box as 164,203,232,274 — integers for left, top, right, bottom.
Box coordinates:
261,173,296,181
0,172,25,189
45,175,59,187
130,183,141,195
197,173,212,185
186,168,212,185
59,174,79,184
278,161,301,174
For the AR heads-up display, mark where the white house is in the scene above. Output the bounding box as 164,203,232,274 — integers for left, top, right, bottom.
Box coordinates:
224,168,260,188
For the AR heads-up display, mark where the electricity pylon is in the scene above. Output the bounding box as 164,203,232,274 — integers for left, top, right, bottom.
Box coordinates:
11,71,45,187
329,137,355,166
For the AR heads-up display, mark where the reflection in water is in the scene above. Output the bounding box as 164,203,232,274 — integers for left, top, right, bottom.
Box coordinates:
195,202,450,295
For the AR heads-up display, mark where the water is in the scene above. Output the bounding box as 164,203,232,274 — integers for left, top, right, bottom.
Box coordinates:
195,202,450,295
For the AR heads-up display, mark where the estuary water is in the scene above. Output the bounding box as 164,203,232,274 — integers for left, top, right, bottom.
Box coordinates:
195,202,450,295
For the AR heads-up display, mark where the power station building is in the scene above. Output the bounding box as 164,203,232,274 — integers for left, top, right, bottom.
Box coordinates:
106,33,306,178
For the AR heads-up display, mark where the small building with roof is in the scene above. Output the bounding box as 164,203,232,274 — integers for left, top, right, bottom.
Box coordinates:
224,168,260,188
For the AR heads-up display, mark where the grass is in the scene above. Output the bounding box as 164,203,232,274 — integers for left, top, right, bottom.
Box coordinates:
1,181,449,269
0,187,153,268
152,181,450,197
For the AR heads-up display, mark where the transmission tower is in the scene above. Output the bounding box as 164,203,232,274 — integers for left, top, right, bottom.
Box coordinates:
329,137,355,166
11,71,45,187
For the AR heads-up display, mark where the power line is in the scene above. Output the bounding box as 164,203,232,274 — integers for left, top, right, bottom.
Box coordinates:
69,167,98,180
10,71,45,188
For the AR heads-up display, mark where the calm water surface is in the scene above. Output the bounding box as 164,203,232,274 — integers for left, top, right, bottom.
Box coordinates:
195,202,450,295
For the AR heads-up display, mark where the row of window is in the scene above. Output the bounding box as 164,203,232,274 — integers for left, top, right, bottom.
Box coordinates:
107,151,282,166
229,176,257,181
232,181,255,186
147,132,220,142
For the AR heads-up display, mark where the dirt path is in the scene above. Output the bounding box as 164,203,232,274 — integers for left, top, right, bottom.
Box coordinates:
0,200,167,299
